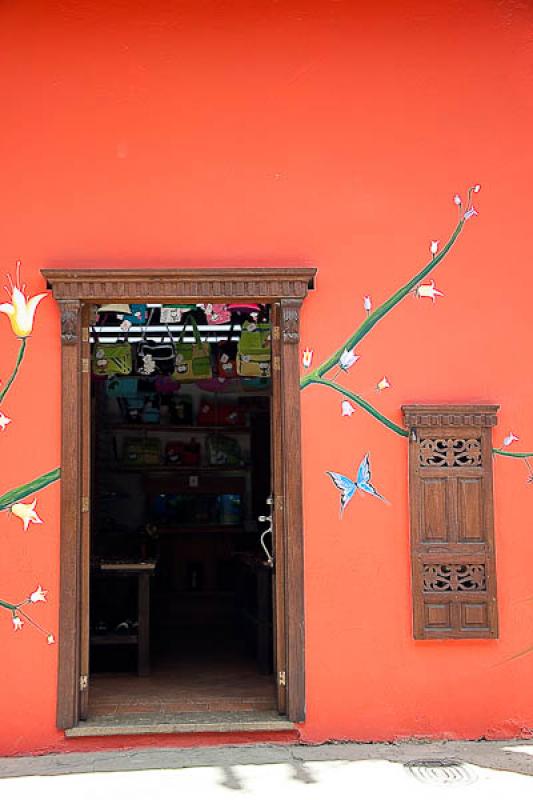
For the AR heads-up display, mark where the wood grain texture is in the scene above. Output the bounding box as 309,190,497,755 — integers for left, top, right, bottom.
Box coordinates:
56,300,82,729
402,405,499,640
47,267,314,730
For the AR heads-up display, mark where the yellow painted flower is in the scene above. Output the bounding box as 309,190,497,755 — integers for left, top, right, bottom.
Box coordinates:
0,264,47,338
11,499,43,531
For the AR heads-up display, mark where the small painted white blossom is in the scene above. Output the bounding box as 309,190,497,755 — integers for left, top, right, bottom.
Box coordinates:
47,634,55,645
302,348,313,369
11,499,43,531
0,411,11,431
376,377,391,391
12,616,23,631
473,184,481,193
339,348,359,371
30,586,48,604
341,400,356,417
464,206,478,221
363,296,372,313
453,194,462,206
430,240,439,256
503,432,519,447
415,280,444,302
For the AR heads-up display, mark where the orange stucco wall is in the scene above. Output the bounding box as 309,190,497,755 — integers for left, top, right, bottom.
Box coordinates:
1,0,533,756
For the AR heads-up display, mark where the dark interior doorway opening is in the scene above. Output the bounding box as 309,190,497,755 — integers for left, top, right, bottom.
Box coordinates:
88,302,276,721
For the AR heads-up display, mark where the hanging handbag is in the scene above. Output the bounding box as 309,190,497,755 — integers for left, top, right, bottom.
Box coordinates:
236,322,271,378
92,326,133,376
216,321,238,380
160,304,195,323
172,315,212,382
106,376,139,398
135,313,177,376
199,303,231,325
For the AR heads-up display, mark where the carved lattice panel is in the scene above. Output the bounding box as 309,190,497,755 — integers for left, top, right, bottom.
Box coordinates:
403,405,498,639
423,564,487,592
419,438,482,467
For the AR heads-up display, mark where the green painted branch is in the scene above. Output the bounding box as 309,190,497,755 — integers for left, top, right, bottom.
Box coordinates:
0,599,16,611
0,338,27,403
0,467,61,511
301,217,464,389
311,377,409,438
493,449,533,459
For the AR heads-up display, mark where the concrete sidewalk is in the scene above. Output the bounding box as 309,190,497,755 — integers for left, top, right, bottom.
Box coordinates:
2,740,533,798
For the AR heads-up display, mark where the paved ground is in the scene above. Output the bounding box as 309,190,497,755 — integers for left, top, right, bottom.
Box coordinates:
3,740,533,798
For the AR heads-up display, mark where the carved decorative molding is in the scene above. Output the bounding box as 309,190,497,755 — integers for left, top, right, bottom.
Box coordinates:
403,405,499,429
58,300,81,345
280,299,302,344
42,267,317,303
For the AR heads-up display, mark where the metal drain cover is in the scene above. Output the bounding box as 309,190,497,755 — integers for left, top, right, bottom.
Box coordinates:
404,759,476,785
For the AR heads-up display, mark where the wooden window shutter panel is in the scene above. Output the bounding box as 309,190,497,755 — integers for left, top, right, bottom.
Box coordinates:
402,405,499,640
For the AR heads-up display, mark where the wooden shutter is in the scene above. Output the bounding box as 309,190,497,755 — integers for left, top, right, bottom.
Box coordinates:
402,405,499,640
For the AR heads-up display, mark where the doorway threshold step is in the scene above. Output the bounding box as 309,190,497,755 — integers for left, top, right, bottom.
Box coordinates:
65,710,296,737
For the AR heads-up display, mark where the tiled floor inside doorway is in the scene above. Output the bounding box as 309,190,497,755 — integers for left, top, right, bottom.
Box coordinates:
89,646,276,718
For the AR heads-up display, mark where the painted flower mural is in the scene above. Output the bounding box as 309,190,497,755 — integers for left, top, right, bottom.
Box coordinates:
300,186,533,515
0,263,60,642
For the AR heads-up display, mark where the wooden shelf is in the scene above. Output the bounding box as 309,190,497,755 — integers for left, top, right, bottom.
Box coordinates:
91,634,138,646
156,525,243,535
100,463,249,473
105,424,251,433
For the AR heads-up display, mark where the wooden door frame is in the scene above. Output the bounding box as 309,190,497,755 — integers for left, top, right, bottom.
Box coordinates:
42,267,316,730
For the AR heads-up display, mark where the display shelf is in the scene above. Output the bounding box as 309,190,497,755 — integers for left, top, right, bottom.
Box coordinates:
104,424,251,433
100,463,249,473
90,634,138,646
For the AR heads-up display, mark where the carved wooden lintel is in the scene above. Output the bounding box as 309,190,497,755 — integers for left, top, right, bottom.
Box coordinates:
58,300,81,345
402,405,499,429
280,299,302,344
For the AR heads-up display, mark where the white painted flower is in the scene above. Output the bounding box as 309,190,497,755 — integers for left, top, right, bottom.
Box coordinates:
30,586,48,604
341,400,356,417
302,348,313,369
430,240,439,256
503,432,519,447
415,280,444,302
0,263,47,338
473,184,481,193
453,194,462,206
47,634,55,645
464,206,478,221
363,296,372,313
376,377,391,391
11,499,43,531
0,411,11,431
339,348,359,371
12,616,23,631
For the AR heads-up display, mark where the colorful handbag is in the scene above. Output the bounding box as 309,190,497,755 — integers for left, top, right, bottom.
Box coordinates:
199,303,231,325
173,315,212,382
169,395,193,425
160,304,195,323
206,434,243,466
92,341,133,376
106,376,139,397
122,437,161,464
216,323,238,379
236,322,271,378
197,399,218,426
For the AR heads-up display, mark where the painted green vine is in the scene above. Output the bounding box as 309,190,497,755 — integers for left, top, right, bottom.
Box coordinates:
301,186,533,468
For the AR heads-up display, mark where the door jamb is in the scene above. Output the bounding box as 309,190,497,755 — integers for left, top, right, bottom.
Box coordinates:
43,267,316,729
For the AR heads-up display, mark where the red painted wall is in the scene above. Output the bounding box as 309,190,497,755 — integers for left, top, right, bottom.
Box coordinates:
1,0,533,756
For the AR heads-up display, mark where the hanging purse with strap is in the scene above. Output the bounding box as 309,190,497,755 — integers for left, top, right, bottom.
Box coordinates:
173,315,212,382
135,311,177,376
236,321,271,378
92,326,133,376
216,321,238,380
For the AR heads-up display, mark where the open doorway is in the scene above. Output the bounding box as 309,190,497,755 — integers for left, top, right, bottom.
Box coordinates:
87,302,277,720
